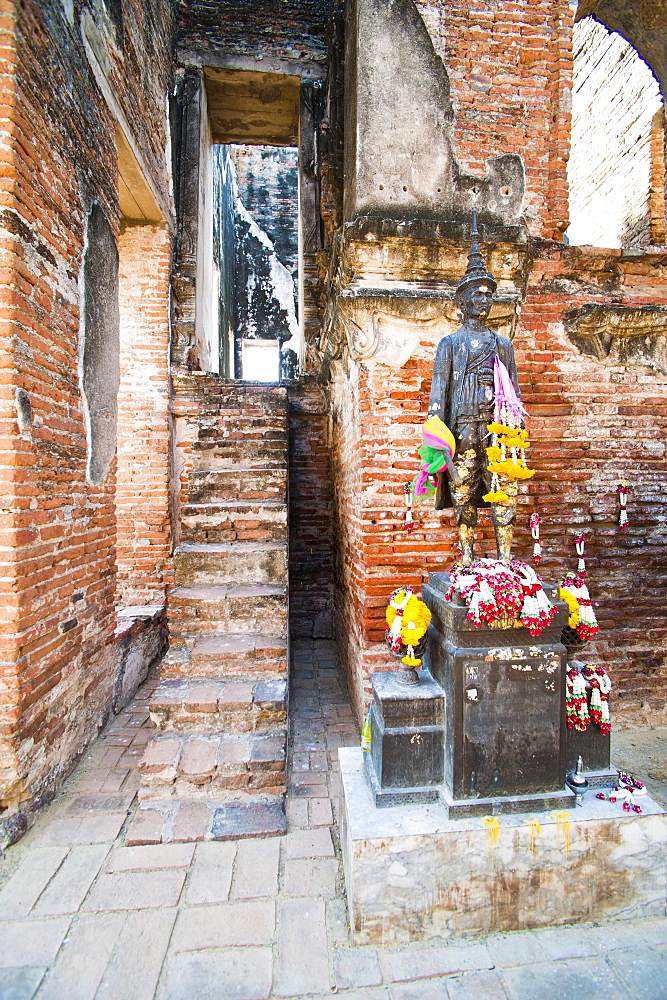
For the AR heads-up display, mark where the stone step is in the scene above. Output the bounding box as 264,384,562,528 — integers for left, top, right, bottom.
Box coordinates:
168,584,287,638
125,799,287,845
137,731,286,802
197,413,287,436
187,468,287,504
192,436,287,471
173,542,287,586
172,373,287,410
179,502,287,545
149,677,287,733
192,633,288,676
159,638,287,681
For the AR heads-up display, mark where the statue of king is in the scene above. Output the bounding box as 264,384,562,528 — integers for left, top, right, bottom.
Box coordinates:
428,219,523,566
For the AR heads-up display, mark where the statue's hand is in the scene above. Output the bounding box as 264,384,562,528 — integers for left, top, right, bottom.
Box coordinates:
445,453,463,488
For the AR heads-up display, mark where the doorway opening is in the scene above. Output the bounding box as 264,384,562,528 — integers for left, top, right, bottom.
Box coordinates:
197,67,305,382
214,143,299,382
567,16,666,248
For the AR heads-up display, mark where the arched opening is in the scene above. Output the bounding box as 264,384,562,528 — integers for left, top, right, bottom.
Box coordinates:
567,16,666,248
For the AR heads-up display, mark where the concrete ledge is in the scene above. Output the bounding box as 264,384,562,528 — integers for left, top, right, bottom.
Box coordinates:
340,747,667,945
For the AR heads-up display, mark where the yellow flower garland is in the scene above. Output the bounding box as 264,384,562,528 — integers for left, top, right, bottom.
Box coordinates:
385,591,432,665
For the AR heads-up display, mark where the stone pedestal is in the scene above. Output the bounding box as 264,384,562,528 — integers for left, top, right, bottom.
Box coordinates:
340,747,667,945
367,669,445,806
423,572,572,815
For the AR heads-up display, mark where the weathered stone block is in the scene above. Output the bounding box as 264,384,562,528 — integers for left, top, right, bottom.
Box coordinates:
340,747,667,945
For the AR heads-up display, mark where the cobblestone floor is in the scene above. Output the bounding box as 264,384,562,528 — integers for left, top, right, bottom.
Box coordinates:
0,639,666,1000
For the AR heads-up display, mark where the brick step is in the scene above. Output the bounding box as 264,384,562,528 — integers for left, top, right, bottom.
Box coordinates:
125,799,287,845
168,583,287,638
190,440,287,472
187,468,287,503
160,635,288,680
179,502,287,545
149,677,287,733
137,731,286,802
174,541,287,586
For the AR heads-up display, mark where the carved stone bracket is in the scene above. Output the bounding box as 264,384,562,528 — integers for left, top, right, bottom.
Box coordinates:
317,221,529,382
565,304,667,376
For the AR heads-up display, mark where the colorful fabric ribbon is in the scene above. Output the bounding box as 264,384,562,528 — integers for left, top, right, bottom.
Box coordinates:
411,416,456,498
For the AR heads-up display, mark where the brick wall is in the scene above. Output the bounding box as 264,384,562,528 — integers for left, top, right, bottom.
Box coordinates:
517,244,667,724
175,0,330,71
567,17,664,248
414,0,573,240
0,0,173,817
288,378,334,639
116,224,173,605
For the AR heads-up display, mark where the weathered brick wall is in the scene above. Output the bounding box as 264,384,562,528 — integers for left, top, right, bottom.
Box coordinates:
414,0,573,240
321,0,667,733
0,0,173,819
175,0,330,71
567,17,664,248
288,378,334,639
116,224,173,605
516,245,667,724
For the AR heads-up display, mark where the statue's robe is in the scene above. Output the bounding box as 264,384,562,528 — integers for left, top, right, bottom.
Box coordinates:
428,328,520,510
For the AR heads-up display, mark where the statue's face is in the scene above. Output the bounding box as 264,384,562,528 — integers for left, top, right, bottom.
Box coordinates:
462,284,493,319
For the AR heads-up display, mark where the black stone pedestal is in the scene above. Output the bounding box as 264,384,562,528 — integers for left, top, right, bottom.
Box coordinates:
366,669,445,806
423,571,575,815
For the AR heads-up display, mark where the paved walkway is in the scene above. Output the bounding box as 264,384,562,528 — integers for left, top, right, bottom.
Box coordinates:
0,639,666,1000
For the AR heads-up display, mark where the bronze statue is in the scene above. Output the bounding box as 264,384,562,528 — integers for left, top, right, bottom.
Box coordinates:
428,219,521,565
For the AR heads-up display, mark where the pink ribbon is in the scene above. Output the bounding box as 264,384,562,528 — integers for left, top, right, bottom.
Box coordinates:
493,356,525,425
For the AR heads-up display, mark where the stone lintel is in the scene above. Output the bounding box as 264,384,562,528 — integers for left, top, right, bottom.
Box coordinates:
340,747,667,945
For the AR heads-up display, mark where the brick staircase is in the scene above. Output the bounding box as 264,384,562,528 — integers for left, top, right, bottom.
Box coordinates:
131,376,289,843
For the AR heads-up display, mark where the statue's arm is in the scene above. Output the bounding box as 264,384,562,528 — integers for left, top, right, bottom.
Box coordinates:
428,338,452,418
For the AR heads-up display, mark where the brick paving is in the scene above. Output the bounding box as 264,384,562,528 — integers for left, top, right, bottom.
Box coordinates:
0,639,666,1000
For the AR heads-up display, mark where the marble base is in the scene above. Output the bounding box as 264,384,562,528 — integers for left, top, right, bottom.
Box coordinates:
340,747,667,945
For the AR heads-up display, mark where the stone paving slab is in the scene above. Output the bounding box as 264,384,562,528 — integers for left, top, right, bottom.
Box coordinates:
160,946,274,1000
0,967,47,1000
36,911,126,1000
0,916,72,968
32,844,110,916
171,899,275,950
0,642,665,999
95,908,177,1000
502,956,630,1000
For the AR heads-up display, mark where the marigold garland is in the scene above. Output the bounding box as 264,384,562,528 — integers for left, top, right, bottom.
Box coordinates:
482,360,534,503
385,587,432,666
